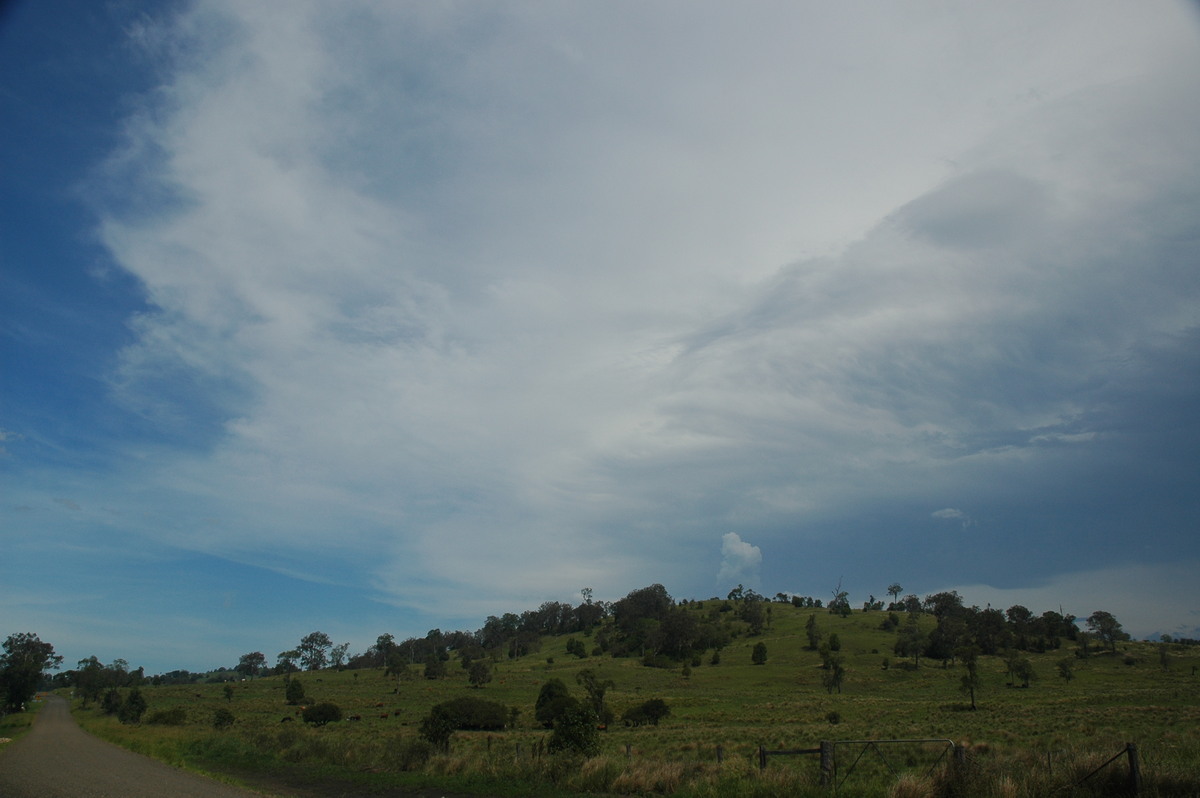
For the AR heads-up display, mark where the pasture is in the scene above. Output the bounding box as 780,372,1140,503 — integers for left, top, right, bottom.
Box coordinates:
71,604,1200,796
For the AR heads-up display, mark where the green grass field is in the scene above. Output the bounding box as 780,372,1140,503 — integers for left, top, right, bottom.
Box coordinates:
70,605,1200,797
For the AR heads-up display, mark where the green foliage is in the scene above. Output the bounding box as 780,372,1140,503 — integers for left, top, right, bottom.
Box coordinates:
146,706,188,725
212,707,235,729
285,677,305,705
118,688,148,724
547,703,599,756
101,688,123,715
0,633,63,712
751,641,768,665
428,696,508,730
535,677,574,728
622,697,670,727
418,706,455,752
564,637,587,658
467,659,492,688
423,656,447,680
301,702,342,726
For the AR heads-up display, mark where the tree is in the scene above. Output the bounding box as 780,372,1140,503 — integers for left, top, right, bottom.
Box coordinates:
1,633,63,712
423,656,447,680
821,652,846,694
576,669,615,725
276,650,300,680
330,643,350,670
805,614,823,650
958,646,981,710
548,703,600,756
535,678,576,728
236,652,266,679
829,580,851,617
622,698,670,727
894,614,926,667
298,631,332,671
119,688,148,724
302,703,343,726
752,641,768,665
1086,611,1128,653
419,706,455,752
285,677,306,705
468,660,492,688
1057,657,1074,683
887,583,904,607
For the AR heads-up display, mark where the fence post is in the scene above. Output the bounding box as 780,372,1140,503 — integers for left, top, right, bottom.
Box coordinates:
716,745,724,764
758,745,767,771
820,740,834,785
1126,743,1142,795
625,743,632,761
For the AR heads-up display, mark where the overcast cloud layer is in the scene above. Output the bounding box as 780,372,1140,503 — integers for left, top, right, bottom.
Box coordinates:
4,1,1200,671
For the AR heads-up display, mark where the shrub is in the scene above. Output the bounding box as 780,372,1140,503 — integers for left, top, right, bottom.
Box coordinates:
418,707,455,752
623,698,670,727
548,704,600,756
430,696,508,730
752,642,768,665
146,706,188,725
213,707,235,730
101,689,123,716
535,678,572,728
302,702,342,726
118,689,148,724
285,678,305,705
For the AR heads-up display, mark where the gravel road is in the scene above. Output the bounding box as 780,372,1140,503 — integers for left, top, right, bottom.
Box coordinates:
0,695,262,798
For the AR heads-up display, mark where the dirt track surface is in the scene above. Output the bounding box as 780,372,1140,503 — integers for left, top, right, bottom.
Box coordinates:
0,695,261,798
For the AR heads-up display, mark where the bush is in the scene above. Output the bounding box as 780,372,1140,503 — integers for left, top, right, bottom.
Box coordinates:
146,706,188,725
548,704,600,756
419,707,455,752
430,696,508,730
101,689,123,716
622,698,670,727
301,702,342,726
212,707,235,730
118,689,147,724
285,678,305,705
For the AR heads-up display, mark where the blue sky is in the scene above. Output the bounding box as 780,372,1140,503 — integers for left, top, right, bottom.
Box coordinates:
3,1,1199,675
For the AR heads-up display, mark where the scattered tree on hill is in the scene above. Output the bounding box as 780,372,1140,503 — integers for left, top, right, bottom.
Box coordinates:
805,614,823,650
276,650,300,680
1006,653,1036,688
118,688,147,724
419,706,455,752
236,651,266,679
828,580,852,617
330,642,350,669
302,702,343,726
535,677,577,728
1057,657,1074,683
752,641,768,665
1086,611,1128,653
298,631,332,670
622,698,670,727
821,652,846,694
0,633,62,712
894,614,926,667
468,660,492,688
576,669,615,726
424,655,447,680
958,645,981,710
887,583,904,606
285,677,305,705
548,703,600,756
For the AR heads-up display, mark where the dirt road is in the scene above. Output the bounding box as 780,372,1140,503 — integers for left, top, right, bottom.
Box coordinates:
0,695,262,798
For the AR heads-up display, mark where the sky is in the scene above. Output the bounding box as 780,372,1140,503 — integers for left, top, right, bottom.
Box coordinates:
3,1,1199,675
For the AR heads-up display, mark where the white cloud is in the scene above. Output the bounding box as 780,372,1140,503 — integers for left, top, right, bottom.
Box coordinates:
717,532,762,587
72,0,1200,622
932,508,972,527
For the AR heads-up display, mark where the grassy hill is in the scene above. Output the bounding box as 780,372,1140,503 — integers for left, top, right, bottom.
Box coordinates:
71,601,1200,797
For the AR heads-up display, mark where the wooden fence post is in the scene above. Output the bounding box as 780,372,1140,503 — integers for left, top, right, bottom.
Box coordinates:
1126,743,1142,795
758,745,767,771
820,740,834,785
716,745,724,764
